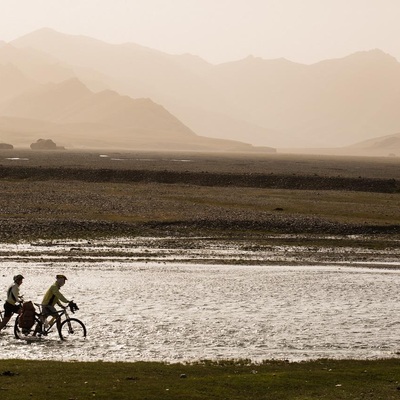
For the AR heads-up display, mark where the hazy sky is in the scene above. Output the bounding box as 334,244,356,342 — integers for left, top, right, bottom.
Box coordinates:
1,0,400,64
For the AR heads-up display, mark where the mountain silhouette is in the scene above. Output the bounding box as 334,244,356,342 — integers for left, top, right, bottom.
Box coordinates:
344,132,400,156
0,64,273,152
5,28,400,154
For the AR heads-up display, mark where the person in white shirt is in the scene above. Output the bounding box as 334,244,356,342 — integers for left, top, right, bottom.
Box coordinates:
0,274,24,331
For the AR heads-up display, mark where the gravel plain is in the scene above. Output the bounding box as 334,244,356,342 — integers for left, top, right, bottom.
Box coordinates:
0,149,399,245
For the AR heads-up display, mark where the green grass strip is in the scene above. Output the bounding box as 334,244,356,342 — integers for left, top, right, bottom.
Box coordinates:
0,359,400,399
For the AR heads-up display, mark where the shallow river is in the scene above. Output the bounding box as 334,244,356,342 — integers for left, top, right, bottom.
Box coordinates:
1,258,400,363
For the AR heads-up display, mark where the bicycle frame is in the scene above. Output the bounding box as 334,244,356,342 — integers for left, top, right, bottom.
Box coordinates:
33,303,68,336
14,301,86,341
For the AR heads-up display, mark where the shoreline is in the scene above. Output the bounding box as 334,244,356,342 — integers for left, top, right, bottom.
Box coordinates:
2,235,400,268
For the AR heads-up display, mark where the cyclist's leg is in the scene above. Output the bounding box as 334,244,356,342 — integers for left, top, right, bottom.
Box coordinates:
0,302,18,330
0,316,10,330
42,305,56,321
42,305,62,331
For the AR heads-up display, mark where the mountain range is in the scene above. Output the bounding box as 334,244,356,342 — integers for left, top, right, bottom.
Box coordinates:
0,37,272,152
1,28,400,156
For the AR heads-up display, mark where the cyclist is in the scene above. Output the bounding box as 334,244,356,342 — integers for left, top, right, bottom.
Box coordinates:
0,274,24,331
41,274,71,331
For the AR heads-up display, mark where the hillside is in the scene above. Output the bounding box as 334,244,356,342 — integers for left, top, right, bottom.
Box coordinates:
10,28,400,151
0,52,274,152
345,132,400,156
282,131,400,157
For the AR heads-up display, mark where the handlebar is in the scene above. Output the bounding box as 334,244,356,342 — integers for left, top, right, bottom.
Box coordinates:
32,301,80,314
68,301,79,313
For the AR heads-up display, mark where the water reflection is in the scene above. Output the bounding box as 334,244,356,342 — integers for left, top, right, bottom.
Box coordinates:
1,262,399,363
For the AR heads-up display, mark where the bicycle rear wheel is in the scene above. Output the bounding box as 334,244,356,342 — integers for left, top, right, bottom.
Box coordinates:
14,316,42,340
58,318,87,341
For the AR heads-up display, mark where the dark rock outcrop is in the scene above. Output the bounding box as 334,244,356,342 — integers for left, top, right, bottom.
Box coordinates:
30,139,65,150
0,143,13,149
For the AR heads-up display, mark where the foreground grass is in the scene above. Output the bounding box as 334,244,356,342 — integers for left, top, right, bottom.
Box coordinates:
1,359,400,399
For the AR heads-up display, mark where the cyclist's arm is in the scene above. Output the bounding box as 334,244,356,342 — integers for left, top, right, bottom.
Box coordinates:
56,300,68,308
52,286,70,305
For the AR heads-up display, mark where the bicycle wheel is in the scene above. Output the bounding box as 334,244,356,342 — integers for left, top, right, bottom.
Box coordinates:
58,318,87,341
14,316,42,340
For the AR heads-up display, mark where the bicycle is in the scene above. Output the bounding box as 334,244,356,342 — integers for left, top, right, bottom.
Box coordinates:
14,301,87,341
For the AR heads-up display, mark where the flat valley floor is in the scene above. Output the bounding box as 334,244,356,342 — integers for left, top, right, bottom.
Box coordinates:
0,149,399,244
1,149,400,363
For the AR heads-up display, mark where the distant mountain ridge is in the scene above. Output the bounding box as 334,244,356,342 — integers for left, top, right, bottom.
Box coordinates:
282,131,400,157
2,28,400,155
346,132,400,156
0,61,273,151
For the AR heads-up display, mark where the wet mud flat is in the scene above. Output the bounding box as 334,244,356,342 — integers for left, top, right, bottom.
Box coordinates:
1,235,400,267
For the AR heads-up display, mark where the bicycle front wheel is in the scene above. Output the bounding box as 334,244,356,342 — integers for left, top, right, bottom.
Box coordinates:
58,318,87,341
14,316,42,340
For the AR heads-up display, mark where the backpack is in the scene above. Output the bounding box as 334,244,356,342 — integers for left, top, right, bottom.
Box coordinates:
19,301,36,330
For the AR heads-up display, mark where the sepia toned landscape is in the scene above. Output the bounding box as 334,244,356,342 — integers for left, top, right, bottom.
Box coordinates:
2,2,400,398
1,28,400,156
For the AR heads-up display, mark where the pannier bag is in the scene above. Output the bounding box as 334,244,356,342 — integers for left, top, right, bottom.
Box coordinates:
19,301,36,330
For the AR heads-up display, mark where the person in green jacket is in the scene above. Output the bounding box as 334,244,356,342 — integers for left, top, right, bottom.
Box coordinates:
41,274,71,331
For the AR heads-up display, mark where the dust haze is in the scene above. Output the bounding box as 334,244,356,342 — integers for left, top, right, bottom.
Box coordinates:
1,28,400,157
